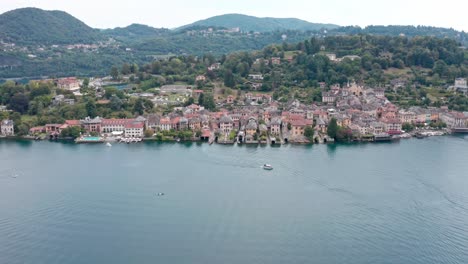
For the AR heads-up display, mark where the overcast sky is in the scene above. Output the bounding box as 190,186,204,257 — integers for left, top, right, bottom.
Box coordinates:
1,0,467,31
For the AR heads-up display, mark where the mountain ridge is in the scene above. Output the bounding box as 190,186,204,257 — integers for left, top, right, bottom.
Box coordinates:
176,13,339,32
0,7,101,45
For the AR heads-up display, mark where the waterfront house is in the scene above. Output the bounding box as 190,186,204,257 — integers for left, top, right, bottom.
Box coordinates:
45,124,63,134
170,117,180,130
440,112,467,128
101,118,134,133
124,121,144,138
200,115,210,129
188,117,201,131
290,119,307,136
428,108,440,123
145,114,161,130
383,118,402,134
29,126,45,135
370,122,385,134
219,115,234,134
179,117,189,130
269,117,282,136
350,121,370,135
398,111,416,124
158,117,171,131
81,116,102,133
1,120,14,136
245,118,258,137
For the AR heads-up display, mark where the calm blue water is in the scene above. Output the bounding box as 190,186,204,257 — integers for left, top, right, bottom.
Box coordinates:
1,137,468,264
81,137,102,141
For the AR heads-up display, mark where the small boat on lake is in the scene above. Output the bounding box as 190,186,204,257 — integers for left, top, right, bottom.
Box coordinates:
106,142,112,147
263,164,273,170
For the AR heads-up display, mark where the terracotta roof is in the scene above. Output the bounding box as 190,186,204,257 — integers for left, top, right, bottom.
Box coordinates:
45,124,62,127
65,120,80,126
102,118,135,126
29,126,45,132
290,119,311,127
125,122,144,129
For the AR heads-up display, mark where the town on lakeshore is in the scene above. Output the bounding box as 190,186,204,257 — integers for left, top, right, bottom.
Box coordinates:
1,72,468,144
0,7,467,146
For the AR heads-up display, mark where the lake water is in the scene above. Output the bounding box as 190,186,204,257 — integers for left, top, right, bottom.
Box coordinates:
1,137,468,264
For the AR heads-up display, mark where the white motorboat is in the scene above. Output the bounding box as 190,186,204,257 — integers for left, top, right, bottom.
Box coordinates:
263,164,273,170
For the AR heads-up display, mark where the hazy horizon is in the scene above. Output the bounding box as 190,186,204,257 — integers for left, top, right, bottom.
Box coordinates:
1,0,467,31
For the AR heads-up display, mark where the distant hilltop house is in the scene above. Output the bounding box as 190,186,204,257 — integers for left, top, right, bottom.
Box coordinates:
207,63,221,71
325,53,361,62
56,77,81,91
271,57,281,65
195,75,206,82
254,58,269,66
52,95,75,106
449,78,468,94
248,74,264,80
325,53,337,61
160,85,193,96
1,119,14,136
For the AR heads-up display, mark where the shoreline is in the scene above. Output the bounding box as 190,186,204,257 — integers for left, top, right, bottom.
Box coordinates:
1,130,460,145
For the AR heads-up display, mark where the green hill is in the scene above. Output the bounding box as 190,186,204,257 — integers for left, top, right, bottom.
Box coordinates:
177,14,339,32
102,24,169,41
0,7,101,44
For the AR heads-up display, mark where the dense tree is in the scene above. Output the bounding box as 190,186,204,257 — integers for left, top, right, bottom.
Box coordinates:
198,92,205,106
121,63,131,75
201,93,216,111
184,97,195,106
110,95,123,111
304,126,314,141
60,126,82,139
8,93,29,114
133,98,145,115
29,85,51,99
327,118,338,139
85,100,96,117
224,70,235,88
110,66,119,80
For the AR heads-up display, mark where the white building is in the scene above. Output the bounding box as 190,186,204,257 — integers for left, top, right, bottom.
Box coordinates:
124,122,144,138
454,78,468,94
1,119,14,136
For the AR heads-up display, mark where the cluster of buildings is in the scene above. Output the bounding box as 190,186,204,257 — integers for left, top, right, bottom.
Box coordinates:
29,117,146,139
15,80,468,143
